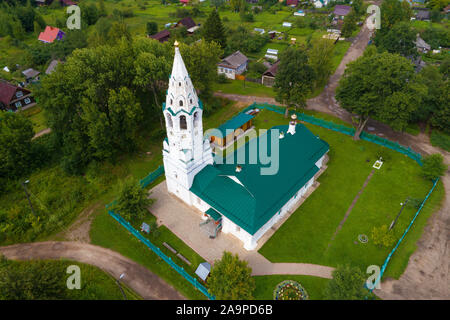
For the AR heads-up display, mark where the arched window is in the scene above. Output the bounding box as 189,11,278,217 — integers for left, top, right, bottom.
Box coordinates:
179,82,181,87
190,98,193,104
193,112,199,128
180,115,187,130
166,114,173,128
170,99,173,105
179,100,183,107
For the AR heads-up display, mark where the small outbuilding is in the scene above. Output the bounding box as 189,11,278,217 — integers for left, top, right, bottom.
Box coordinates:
195,262,211,281
210,113,254,148
38,26,65,43
415,10,430,21
262,60,280,87
22,68,40,83
149,29,171,43
333,5,352,19
217,51,249,80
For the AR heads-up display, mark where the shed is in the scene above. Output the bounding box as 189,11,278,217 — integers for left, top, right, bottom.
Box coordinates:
195,262,211,281
333,5,351,18
149,29,171,43
210,113,254,148
282,22,292,27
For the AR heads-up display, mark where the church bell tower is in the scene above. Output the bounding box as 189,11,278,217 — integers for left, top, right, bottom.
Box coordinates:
162,42,213,203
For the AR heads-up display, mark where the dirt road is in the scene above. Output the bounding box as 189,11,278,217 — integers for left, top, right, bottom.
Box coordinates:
0,241,186,300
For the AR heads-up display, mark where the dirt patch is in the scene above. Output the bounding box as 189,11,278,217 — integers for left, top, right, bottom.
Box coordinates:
0,241,186,300
54,202,102,243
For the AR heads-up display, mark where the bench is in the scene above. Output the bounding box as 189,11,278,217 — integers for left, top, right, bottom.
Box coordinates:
176,253,192,266
163,242,177,254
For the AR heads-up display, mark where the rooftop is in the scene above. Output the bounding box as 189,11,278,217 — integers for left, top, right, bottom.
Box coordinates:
191,123,329,235
218,51,248,69
334,5,352,16
214,112,254,137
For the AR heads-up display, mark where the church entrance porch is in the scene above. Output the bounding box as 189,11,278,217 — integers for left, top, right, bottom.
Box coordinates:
148,182,250,263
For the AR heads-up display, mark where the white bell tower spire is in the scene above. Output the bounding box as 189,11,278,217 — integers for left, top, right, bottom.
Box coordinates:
162,41,213,203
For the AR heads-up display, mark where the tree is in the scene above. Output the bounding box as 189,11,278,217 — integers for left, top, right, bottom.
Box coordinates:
146,21,158,36
324,264,370,300
134,41,171,128
81,3,99,26
379,0,412,30
374,22,416,57
351,0,364,16
210,0,225,8
208,252,255,300
413,65,445,122
98,0,107,17
274,47,316,113
308,38,334,87
202,9,226,49
179,40,223,99
421,154,447,181
0,111,34,180
341,9,358,38
336,52,426,139
230,0,242,12
114,178,153,221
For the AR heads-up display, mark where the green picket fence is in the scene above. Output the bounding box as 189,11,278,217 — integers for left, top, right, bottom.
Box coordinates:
139,165,164,188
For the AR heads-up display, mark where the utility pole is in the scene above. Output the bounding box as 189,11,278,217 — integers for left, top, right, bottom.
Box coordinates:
116,273,127,300
389,198,409,231
21,180,36,216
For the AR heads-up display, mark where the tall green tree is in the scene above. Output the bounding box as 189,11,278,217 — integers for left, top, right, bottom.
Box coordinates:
179,40,223,99
324,264,371,300
208,252,255,300
146,21,158,36
0,111,34,179
202,9,227,49
341,9,358,38
274,47,316,113
374,22,417,57
379,0,412,30
308,38,335,86
336,52,426,139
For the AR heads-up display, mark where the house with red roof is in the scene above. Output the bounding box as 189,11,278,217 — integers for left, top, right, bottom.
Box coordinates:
286,0,298,6
38,26,65,44
180,0,189,4
0,81,36,111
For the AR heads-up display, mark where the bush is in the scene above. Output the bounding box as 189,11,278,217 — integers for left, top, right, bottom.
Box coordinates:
430,131,450,152
216,73,229,84
114,178,154,221
371,225,396,248
324,264,371,300
421,153,447,181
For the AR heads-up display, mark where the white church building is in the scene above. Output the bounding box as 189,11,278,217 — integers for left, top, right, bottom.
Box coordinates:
162,43,329,250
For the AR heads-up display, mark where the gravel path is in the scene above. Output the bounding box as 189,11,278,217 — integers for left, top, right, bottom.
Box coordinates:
0,241,186,300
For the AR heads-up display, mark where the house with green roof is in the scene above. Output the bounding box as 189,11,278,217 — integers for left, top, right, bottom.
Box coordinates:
162,44,329,250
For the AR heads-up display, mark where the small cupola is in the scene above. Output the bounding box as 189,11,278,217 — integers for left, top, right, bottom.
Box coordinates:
287,114,297,135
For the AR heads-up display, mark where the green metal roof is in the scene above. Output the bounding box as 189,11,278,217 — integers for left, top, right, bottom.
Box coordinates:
215,113,254,137
206,208,222,221
191,124,329,235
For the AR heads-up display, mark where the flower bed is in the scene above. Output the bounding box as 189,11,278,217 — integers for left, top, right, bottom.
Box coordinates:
273,280,309,300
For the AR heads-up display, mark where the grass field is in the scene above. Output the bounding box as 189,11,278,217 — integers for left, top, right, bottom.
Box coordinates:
253,275,330,300
90,208,208,300
255,109,444,279
213,79,276,97
1,259,141,300
21,106,48,134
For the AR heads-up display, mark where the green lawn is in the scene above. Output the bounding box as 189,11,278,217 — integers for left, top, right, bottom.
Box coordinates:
213,80,275,97
253,275,330,300
21,106,48,134
255,109,444,279
90,207,208,300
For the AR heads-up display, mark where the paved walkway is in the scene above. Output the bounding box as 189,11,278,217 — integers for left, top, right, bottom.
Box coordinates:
0,241,185,300
148,182,334,279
